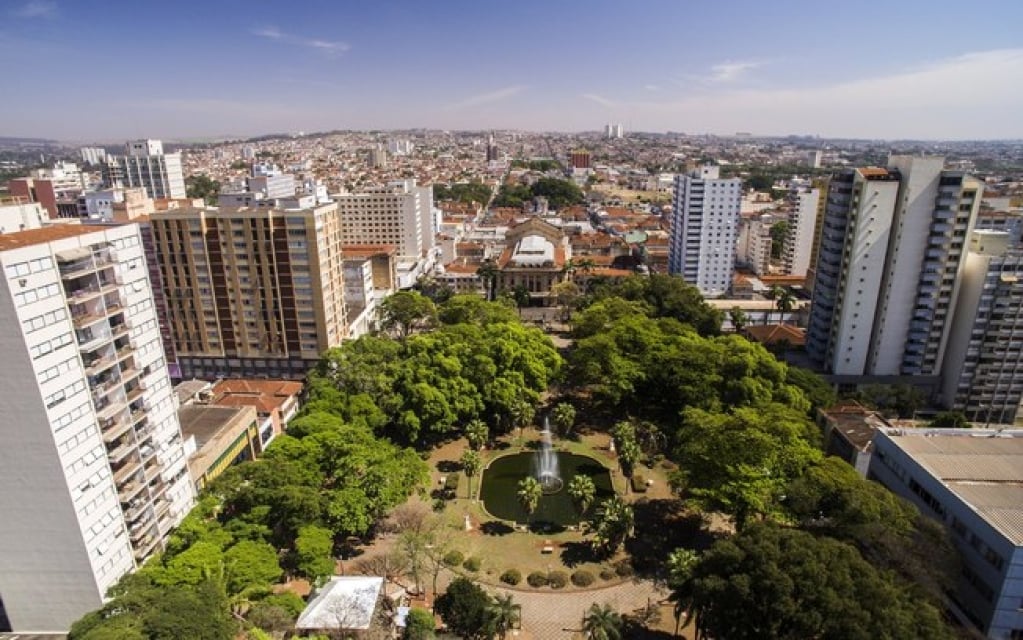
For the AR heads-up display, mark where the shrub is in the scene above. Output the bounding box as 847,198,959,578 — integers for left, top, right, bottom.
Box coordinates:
599,567,617,581
614,559,634,577
443,550,465,567
432,498,446,512
526,571,548,588
630,470,646,490
444,475,460,491
500,569,522,585
571,570,595,587
462,556,481,572
548,571,568,589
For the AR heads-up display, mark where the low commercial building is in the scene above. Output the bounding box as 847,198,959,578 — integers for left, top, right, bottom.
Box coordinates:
868,428,1023,638
178,404,260,492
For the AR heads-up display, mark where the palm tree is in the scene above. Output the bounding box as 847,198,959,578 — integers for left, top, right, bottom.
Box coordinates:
512,284,531,317
776,287,796,325
461,450,481,501
729,306,748,333
567,475,596,516
551,402,577,438
465,419,489,451
582,603,623,640
766,285,783,325
476,259,499,301
666,548,699,637
486,593,521,639
517,477,542,526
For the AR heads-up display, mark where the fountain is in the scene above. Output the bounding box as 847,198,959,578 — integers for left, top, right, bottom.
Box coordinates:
533,415,563,494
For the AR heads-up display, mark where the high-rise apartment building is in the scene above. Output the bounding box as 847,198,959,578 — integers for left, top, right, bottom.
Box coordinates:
941,230,1023,424
668,165,742,297
806,156,982,377
0,224,194,632
335,179,435,260
149,201,347,380
103,139,186,200
783,181,827,278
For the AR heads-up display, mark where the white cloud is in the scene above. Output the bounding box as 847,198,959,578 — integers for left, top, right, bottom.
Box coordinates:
251,26,350,57
581,93,617,108
706,60,763,82
14,0,57,18
580,49,1023,139
644,84,660,92
446,85,526,110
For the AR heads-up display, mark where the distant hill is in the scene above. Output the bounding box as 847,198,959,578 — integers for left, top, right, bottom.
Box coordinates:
0,136,61,146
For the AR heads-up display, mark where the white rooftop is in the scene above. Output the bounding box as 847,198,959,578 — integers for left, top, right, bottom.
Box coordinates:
886,429,1023,545
295,576,384,631
510,234,554,266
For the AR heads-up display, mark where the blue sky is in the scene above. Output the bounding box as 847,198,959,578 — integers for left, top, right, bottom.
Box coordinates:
3,0,1023,140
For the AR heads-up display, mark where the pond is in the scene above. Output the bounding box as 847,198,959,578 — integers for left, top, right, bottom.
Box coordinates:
479,451,615,527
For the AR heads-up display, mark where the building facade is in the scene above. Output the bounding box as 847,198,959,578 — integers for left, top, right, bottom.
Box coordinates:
806,157,982,377
0,224,194,632
334,179,435,260
868,428,1023,638
783,181,826,277
149,203,347,379
941,230,1023,424
103,139,186,200
668,165,742,297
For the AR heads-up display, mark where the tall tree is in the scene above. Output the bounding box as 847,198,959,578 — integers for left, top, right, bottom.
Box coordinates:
476,259,499,302
461,449,482,501
403,607,437,639
434,577,493,640
588,496,633,555
378,291,437,339
729,306,748,333
294,525,335,582
582,603,623,640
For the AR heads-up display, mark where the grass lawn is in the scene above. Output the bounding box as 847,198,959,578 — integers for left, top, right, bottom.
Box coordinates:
422,426,677,590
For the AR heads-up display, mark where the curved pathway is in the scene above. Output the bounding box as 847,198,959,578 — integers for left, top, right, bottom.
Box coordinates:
485,578,667,639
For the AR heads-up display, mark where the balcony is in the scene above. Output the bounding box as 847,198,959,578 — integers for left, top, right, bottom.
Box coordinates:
122,498,150,523
58,252,115,281
68,280,118,303
96,393,127,422
125,385,144,404
106,439,136,463
129,517,156,542
112,457,142,485
72,306,107,329
100,415,132,443
117,475,147,502
84,353,117,377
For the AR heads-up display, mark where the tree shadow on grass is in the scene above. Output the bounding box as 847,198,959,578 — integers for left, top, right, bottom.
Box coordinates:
626,498,723,580
480,521,514,536
559,541,598,568
437,460,462,473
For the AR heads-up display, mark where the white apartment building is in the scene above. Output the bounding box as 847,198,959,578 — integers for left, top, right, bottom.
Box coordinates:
737,214,774,277
103,139,186,200
807,157,982,377
80,147,107,165
783,183,825,277
335,179,436,260
668,166,742,297
869,428,1023,638
941,230,1023,424
0,224,194,632
0,198,46,233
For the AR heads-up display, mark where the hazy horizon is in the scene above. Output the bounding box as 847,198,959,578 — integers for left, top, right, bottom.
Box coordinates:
3,0,1023,141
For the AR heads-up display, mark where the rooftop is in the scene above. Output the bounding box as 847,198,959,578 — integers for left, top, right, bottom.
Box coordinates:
886,429,1023,544
0,224,110,251
178,405,253,449
296,576,384,631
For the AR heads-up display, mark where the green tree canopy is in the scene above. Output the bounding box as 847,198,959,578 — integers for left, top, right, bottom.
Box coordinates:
434,577,493,640
687,524,954,640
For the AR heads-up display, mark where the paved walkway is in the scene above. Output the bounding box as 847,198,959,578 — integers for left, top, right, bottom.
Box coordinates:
486,578,667,639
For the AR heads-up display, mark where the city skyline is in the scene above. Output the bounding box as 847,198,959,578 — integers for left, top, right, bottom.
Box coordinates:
2,0,1023,141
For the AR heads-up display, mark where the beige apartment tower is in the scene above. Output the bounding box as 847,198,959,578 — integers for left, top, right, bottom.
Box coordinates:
149,202,347,379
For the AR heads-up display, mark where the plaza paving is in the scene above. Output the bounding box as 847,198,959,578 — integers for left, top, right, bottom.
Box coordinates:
488,577,668,639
